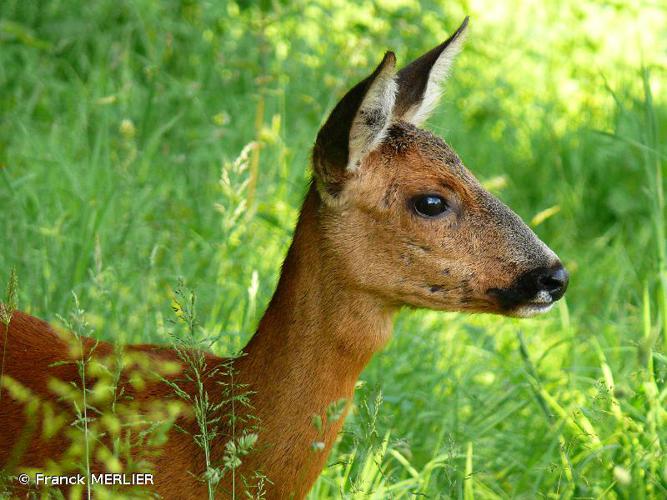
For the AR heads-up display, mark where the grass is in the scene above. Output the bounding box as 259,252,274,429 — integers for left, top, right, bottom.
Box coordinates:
1,0,666,497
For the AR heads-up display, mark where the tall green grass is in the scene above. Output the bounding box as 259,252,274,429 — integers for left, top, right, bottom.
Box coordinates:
1,0,665,497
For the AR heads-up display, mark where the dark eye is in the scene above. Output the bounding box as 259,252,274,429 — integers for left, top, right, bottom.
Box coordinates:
413,195,448,218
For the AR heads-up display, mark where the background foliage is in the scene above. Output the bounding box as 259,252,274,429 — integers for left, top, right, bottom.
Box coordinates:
1,0,666,497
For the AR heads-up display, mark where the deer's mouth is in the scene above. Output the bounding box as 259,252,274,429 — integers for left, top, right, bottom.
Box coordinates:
512,301,555,317
488,291,556,317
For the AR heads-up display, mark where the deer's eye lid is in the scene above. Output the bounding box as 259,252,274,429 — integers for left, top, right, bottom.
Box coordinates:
411,194,450,218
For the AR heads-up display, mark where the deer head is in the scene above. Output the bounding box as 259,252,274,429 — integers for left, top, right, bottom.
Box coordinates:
312,17,568,317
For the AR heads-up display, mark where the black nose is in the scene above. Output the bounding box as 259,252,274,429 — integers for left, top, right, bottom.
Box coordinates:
537,265,569,301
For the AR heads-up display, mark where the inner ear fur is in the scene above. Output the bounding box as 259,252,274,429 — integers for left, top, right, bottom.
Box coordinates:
394,17,469,126
311,17,469,201
313,52,397,199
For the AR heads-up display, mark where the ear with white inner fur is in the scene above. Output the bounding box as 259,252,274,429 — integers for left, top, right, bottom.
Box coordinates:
313,52,397,199
394,17,469,126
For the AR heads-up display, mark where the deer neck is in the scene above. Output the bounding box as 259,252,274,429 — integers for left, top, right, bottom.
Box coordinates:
233,183,394,494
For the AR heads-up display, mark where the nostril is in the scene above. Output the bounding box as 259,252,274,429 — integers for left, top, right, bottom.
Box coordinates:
538,266,569,300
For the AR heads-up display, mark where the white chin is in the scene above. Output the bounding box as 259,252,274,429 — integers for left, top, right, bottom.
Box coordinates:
513,302,554,317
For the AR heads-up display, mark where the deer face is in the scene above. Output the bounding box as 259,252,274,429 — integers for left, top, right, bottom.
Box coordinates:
313,18,568,317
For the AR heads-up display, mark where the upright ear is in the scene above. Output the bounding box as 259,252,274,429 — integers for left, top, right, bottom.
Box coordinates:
313,52,397,199
394,17,469,126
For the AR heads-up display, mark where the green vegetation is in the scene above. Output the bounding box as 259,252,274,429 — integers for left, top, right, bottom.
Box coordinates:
1,0,666,497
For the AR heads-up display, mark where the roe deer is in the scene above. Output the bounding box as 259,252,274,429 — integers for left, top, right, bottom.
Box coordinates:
0,17,568,499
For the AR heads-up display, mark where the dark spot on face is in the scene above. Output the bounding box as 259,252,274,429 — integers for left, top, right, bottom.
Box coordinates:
408,242,432,253
429,285,444,293
459,278,472,297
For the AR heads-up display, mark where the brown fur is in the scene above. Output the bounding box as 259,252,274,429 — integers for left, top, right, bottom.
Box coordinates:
328,122,558,314
0,20,566,499
0,188,393,499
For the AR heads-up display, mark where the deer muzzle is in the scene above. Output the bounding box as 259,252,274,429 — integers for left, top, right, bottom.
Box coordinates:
487,263,569,317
